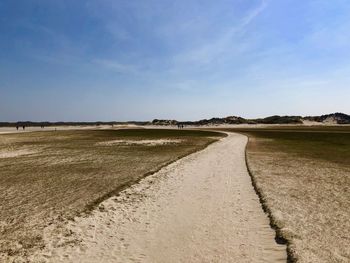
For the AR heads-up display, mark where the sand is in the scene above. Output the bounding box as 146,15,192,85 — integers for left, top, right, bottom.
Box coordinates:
32,133,286,262
0,148,37,158
0,126,85,134
97,139,183,146
0,124,139,135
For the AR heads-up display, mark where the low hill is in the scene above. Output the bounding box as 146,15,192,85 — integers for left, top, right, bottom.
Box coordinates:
152,115,304,125
252,115,303,124
151,113,349,126
304,113,350,124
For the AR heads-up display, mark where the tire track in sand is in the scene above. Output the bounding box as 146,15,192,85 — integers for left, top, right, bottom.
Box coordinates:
38,133,287,262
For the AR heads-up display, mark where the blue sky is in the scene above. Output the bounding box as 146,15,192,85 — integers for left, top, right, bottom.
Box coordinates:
1,0,350,121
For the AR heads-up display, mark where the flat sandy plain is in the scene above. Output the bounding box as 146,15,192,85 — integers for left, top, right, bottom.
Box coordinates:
2,125,348,262
29,132,286,262
0,128,224,262
218,126,350,262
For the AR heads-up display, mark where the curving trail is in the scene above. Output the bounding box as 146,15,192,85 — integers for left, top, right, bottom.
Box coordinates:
40,133,286,263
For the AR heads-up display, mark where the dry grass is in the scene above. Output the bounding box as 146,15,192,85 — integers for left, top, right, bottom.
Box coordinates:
0,128,224,260
219,127,350,262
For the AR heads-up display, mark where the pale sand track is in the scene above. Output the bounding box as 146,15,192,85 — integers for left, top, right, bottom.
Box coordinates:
36,133,286,263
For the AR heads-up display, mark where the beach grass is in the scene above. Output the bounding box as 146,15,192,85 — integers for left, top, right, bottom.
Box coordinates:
0,128,224,259
219,126,350,262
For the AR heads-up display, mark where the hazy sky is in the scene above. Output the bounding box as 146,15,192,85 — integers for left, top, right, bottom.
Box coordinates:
1,0,350,121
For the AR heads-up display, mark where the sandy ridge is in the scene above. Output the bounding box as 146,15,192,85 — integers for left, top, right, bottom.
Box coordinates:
34,133,286,262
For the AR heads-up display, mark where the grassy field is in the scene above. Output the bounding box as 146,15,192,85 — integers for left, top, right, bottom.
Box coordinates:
219,126,350,262
0,128,224,259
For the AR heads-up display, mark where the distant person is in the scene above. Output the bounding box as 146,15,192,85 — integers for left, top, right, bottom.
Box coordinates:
22,126,25,130
16,126,18,131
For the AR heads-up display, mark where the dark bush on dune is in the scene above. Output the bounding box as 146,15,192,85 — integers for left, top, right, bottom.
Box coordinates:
253,115,303,124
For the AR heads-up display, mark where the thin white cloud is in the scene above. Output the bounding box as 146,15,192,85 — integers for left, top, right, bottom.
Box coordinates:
241,0,268,28
93,59,138,74
171,0,268,67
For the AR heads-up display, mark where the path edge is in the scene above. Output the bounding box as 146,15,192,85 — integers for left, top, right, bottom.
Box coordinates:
243,135,297,263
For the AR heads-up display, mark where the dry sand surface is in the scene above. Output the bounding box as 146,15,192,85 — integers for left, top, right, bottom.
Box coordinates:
247,148,350,262
0,148,37,158
0,126,89,134
97,139,183,146
33,133,286,263
0,129,221,261
0,124,140,135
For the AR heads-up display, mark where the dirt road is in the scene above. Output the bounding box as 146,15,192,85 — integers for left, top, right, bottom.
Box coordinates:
37,133,286,262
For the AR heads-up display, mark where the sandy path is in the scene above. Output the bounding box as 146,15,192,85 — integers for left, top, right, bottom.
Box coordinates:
38,133,286,263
